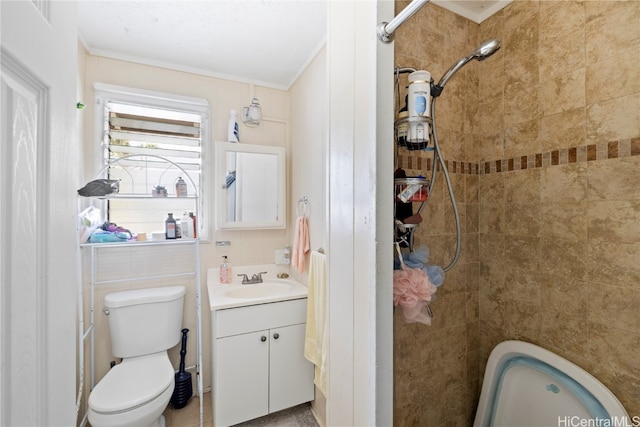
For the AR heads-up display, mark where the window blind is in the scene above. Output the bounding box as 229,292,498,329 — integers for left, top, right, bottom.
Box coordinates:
103,101,204,234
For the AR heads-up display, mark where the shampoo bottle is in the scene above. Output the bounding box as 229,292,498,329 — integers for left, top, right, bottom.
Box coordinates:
228,110,239,143
181,212,193,238
220,256,232,284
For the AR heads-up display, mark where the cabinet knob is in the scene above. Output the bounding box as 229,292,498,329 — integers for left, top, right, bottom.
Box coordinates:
273,333,280,340
261,336,267,342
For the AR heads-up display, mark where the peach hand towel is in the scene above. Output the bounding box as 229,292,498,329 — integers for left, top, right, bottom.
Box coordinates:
292,216,310,272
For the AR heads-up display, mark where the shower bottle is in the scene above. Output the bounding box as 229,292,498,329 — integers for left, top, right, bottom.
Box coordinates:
407,70,431,145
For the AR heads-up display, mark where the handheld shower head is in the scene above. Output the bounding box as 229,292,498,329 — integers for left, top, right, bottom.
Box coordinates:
472,38,501,61
433,38,501,96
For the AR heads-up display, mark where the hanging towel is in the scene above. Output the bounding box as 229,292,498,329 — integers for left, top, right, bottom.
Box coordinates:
304,250,327,395
292,216,310,272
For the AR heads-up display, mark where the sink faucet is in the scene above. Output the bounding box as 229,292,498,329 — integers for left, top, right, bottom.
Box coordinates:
237,272,267,285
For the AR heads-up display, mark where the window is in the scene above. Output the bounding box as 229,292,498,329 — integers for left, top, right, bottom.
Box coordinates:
93,84,210,239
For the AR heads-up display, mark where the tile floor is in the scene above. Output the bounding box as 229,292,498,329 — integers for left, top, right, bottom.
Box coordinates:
164,392,319,427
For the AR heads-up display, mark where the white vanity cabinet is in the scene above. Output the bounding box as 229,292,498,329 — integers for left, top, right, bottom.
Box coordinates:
212,298,314,426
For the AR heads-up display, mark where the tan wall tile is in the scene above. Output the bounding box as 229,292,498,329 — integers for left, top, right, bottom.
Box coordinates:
540,202,588,242
504,203,541,237
589,283,640,332
504,169,540,204
587,156,640,201
504,300,541,342
540,273,588,318
587,94,640,145
504,236,541,273
462,232,480,263
587,240,640,288
541,163,588,203
540,311,588,355
588,322,640,377
477,133,505,162
465,174,479,203
541,236,588,280
587,200,640,244
586,48,640,105
540,107,586,151
505,268,541,303
503,0,539,35
477,96,504,137
504,81,540,127
541,68,586,116
419,202,445,236
539,1,585,42
586,1,640,64
479,173,505,203
479,203,504,234
466,203,480,234
504,119,540,158
478,55,505,105
539,29,585,80
466,291,480,323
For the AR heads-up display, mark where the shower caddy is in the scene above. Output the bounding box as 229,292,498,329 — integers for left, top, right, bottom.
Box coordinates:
393,66,433,252
77,155,204,427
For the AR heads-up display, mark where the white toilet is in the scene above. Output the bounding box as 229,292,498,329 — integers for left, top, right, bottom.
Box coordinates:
88,286,186,427
474,340,630,426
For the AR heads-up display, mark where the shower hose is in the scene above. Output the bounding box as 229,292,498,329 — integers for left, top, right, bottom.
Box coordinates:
423,96,461,273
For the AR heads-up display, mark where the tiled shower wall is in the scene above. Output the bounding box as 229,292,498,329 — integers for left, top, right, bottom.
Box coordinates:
393,2,482,425
394,1,640,425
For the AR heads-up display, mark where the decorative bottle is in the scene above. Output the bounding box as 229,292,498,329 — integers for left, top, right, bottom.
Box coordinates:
165,213,177,240
228,110,239,143
220,256,232,284
176,177,188,197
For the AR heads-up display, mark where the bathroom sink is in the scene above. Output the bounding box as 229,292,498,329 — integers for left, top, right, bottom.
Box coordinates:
224,283,292,299
207,268,309,310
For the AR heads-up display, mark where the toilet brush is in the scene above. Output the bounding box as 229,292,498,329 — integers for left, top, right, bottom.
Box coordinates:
171,328,193,409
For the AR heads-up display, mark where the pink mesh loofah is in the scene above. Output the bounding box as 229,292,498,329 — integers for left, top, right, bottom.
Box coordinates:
393,243,437,325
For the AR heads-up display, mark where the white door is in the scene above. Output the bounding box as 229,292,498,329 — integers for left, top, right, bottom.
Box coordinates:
1,1,79,426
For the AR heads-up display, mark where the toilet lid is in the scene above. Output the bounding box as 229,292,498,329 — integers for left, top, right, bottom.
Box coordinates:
89,355,174,414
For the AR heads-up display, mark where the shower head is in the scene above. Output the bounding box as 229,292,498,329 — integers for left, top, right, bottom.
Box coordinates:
433,38,501,96
472,38,501,61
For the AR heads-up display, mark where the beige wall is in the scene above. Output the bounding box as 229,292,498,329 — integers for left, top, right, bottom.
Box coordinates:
394,0,640,425
289,44,328,425
79,49,293,418
288,46,328,284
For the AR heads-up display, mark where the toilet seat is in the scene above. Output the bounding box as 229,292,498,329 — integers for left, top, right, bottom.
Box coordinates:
89,353,174,414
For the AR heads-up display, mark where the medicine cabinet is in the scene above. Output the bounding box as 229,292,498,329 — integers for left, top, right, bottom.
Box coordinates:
214,141,285,230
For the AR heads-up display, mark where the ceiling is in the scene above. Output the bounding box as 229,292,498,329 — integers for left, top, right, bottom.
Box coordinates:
432,0,511,24
77,1,510,90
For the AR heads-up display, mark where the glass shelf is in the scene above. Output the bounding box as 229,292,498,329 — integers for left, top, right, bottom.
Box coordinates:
79,238,198,248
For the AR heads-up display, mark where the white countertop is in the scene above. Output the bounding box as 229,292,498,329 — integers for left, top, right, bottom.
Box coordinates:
207,264,308,310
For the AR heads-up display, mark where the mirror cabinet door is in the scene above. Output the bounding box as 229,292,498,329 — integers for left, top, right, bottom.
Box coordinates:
215,141,285,230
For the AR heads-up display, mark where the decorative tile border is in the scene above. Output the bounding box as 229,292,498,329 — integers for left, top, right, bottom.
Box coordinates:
397,138,640,175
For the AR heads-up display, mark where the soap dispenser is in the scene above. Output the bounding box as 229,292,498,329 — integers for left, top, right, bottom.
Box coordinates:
220,256,232,284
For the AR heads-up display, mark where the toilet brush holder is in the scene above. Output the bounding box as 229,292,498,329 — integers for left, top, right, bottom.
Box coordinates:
171,328,193,409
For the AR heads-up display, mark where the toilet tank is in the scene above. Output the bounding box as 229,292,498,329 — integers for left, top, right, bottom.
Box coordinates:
104,286,186,358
